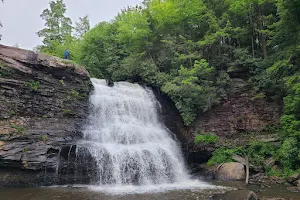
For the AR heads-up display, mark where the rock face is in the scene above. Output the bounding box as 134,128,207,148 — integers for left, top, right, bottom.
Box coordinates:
0,45,92,186
153,78,282,168
287,173,300,184
191,78,281,137
185,78,282,165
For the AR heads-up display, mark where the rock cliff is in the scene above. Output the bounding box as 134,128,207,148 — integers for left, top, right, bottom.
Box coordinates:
0,45,92,186
191,79,281,137
186,78,282,165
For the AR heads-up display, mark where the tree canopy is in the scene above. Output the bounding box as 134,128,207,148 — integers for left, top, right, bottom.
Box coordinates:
74,15,90,38
37,0,73,51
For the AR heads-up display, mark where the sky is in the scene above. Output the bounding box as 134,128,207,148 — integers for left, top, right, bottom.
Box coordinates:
0,0,142,50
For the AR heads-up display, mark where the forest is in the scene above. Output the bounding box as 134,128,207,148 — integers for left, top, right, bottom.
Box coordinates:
35,0,300,177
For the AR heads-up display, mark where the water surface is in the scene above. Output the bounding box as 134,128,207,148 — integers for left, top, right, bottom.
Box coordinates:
0,187,226,200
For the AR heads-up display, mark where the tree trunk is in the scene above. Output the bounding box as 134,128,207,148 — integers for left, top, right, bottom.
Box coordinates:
249,6,255,58
259,5,268,58
246,156,249,184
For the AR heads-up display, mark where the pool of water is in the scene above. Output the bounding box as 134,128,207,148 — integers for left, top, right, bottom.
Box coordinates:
0,186,228,200
1,181,299,200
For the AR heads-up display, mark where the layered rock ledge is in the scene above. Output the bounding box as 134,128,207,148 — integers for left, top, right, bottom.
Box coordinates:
0,45,92,186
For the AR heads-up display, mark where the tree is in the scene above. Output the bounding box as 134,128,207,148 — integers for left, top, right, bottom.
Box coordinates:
74,15,90,38
37,0,72,49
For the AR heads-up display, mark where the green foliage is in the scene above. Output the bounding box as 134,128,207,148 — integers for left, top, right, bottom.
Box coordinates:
250,93,266,101
277,138,299,171
62,109,73,115
247,141,277,167
208,147,245,166
195,133,219,145
74,15,90,38
0,66,13,78
267,168,282,177
25,81,40,91
6,109,17,117
10,124,26,134
59,79,65,86
36,0,88,63
161,60,224,124
68,89,82,100
41,135,48,142
37,0,72,48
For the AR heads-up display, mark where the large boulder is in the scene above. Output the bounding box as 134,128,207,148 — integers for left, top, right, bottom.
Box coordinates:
293,179,300,187
216,162,246,181
286,173,300,184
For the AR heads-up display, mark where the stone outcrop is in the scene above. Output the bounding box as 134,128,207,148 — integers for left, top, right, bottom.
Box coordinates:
185,78,282,165
216,162,246,181
0,45,92,186
286,173,300,185
197,162,246,181
190,78,281,137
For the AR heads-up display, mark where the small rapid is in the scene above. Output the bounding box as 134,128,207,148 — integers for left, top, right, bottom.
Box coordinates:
76,78,215,194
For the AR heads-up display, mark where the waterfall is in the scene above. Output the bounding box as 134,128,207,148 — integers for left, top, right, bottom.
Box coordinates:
76,78,214,193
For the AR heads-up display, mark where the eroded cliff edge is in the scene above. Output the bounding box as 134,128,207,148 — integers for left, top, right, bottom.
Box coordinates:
0,45,92,186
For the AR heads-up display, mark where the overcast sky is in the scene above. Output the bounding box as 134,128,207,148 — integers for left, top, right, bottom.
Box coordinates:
0,0,142,50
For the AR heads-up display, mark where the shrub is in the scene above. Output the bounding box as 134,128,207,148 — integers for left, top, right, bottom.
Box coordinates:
247,141,277,167
10,124,26,134
25,81,40,91
41,135,48,142
207,147,245,166
62,109,73,115
194,133,219,145
59,79,65,86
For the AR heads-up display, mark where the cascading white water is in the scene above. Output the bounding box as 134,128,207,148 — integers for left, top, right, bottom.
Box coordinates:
77,78,215,193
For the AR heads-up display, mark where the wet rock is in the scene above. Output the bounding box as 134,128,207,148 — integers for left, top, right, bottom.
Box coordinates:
0,44,92,186
286,173,300,184
293,179,300,187
216,162,246,181
265,157,276,168
287,186,300,193
212,190,258,200
189,78,281,139
186,78,282,168
195,163,217,179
